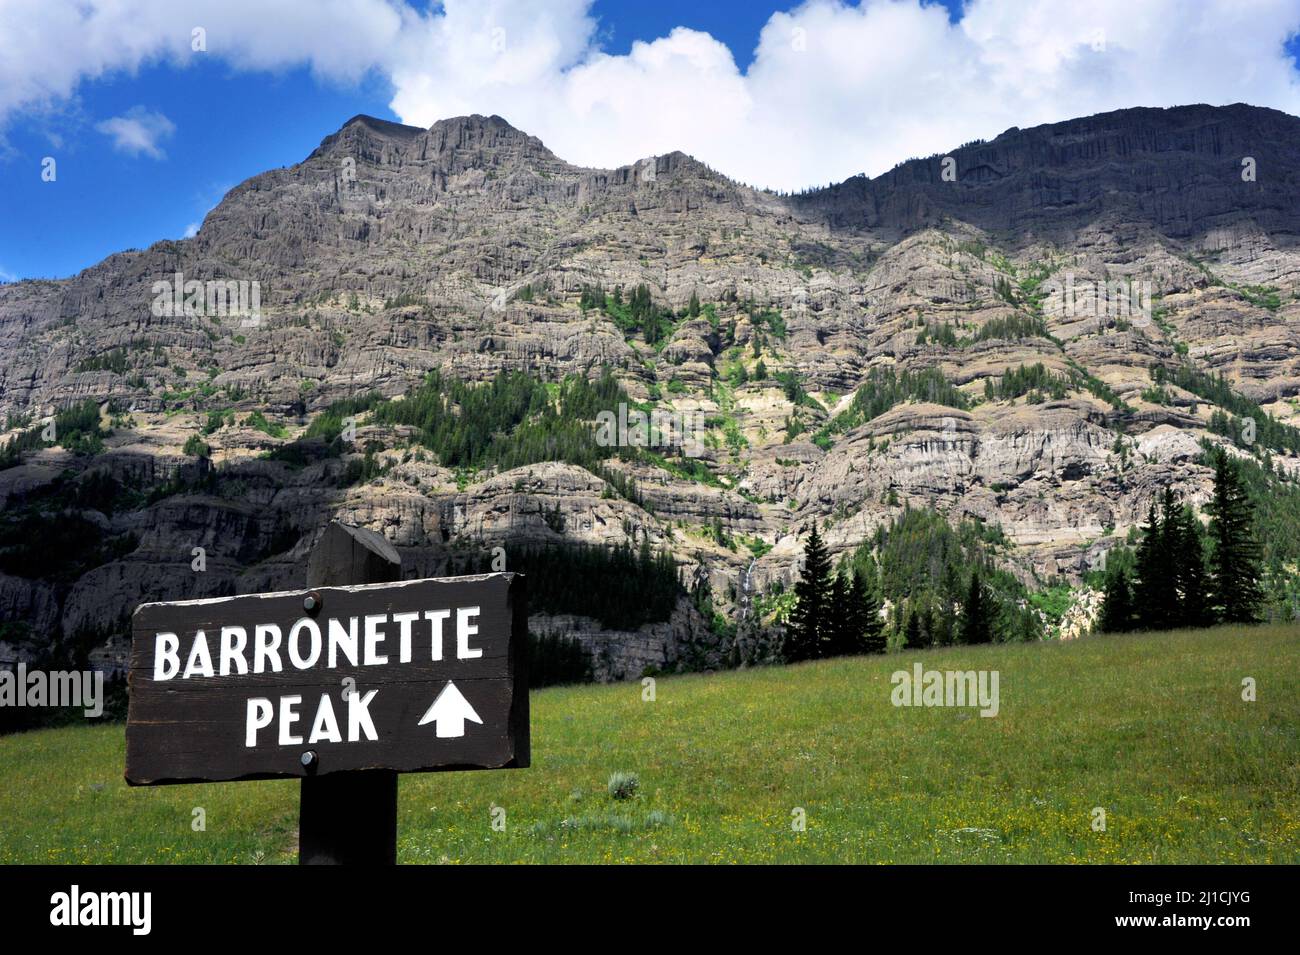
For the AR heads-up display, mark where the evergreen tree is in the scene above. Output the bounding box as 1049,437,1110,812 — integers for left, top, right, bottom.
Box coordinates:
1206,450,1265,624
1171,503,1212,628
933,597,957,647
1132,502,1168,630
469,541,680,631
1153,487,1184,627
903,606,924,650
888,599,903,646
961,569,994,644
1099,567,1135,633
853,568,887,653
825,568,852,657
787,521,832,661
839,565,868,655
920,602,935,649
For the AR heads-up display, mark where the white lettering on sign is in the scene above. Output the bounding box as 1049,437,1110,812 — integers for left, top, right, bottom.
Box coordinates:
457,606,483,659
155,603,485,750
349,689,379,741
328,617,358,668
254,624,282,673
154,633,180,680
393,611,419,662
310,694,342,743
288,618,321,669
363,614,388,665
424,609,450,660
279,696,303,745
153,605,482,682
246,698,272,746
220,627,248,676
183,631,214,678
243,689,381,748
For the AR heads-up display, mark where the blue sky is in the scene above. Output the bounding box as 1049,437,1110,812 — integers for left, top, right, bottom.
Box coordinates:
1,0,1297,282
1,61,392,281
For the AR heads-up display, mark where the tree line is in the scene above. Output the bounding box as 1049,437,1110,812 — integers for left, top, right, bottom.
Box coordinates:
0,399,108,469
1152,363,1300,456
459,539,681,632
785,522,886,660
1100,449,1265,631
783,519,1006,660
579,283,678,345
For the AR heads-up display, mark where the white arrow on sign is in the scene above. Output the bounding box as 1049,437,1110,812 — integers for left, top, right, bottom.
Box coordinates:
418,681,483,738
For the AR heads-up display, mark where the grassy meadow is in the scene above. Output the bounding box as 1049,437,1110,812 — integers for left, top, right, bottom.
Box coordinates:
1,624,1297,864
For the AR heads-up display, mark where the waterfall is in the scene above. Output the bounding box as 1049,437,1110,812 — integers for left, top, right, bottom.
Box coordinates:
738,558,757,620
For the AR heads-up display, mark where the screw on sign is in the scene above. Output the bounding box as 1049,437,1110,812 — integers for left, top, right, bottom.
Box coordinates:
124,522,529,864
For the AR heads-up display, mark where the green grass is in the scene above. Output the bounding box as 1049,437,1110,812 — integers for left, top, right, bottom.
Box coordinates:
1,625,1296,864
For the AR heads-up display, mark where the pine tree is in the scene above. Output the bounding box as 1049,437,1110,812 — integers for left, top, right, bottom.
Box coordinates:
1099,567,1135,633
853,568,887,654
826,568,852,657
903,606,924,650
688,290,701,318
934,573,957,647
961,569,993,644
1132,502,1167,630
1154,487,1184,627
1206,450,1265,624
839,565,867,655
787,521,832,661
1171,503,1212,628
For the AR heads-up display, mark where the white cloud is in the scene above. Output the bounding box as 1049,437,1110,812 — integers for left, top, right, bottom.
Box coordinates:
94,106,175,158
0,0,405,122
4,0,1300,189
182,222,200,238
384,0,1300,188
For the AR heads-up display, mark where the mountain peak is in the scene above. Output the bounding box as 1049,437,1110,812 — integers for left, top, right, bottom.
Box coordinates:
306,111,568,177
428,113,522,134
309,113,425,161
339,114,426,137
422,113,564,171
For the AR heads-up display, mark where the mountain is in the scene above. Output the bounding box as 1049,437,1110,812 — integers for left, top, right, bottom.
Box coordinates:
2,104,1299,678
798,103,1300,240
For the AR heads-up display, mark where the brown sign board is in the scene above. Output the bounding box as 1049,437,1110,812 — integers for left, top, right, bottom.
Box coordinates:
125,573,528,785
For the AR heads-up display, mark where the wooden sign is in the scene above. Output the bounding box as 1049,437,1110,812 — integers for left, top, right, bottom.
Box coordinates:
125,565,529,786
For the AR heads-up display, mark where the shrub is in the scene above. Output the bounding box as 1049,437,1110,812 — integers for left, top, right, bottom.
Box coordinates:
182,434,211,458
607,771,640,800
245,410,287,438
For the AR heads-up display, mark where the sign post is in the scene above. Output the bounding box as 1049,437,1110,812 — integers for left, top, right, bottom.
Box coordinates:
125,521,529,865
300,522,401,865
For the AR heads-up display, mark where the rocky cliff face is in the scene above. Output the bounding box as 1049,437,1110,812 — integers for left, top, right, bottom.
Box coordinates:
2,104,1298,675
796,103,1300,242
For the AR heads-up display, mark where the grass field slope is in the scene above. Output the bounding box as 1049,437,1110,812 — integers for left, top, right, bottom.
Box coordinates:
1,624,1297,864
